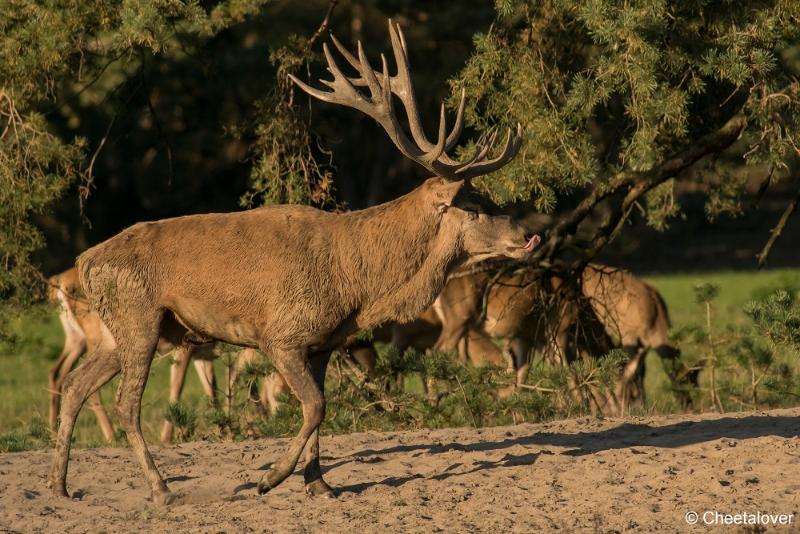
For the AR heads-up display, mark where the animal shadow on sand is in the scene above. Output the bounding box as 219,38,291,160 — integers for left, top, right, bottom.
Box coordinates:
334,415,800,494
336,451,546,495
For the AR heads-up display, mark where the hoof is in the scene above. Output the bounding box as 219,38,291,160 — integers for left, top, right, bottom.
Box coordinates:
305,479,336,498
151,489,175,506
50,486,70,499
257,481,272,495
47,479,69,498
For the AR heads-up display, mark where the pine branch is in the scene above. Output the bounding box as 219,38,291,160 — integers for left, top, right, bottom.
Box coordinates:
538,111,749,264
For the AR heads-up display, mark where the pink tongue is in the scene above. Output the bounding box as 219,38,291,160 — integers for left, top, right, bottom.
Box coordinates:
524,235,541,250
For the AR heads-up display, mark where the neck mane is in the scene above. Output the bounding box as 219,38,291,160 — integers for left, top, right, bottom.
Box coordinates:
334,184,464,327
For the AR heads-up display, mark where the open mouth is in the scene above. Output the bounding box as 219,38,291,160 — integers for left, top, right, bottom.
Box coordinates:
522,234,541,253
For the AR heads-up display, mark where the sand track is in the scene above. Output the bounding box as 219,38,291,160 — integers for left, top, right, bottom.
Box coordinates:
1,407,799,533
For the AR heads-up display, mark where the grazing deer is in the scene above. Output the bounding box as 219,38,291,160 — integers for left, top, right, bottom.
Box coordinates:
431,268,555,387
49,19,538,504
430,264,687,412
579,264,686,412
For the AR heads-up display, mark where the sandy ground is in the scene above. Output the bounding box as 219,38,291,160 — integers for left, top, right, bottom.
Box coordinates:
1,407,799,533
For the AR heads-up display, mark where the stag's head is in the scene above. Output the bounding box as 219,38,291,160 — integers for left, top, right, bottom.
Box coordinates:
291,19,540,261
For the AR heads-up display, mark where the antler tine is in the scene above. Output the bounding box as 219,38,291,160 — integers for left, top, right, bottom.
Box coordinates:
376,50,434,167
291,42,368,114
380,53,393,109
356,40,383,96
445,89,466,152
330,33,363,76
453,137,494,176
456,124,524,179
388,21,467,164
422,103,448,165
291,19,523,181
387,20,436,151
289,72,340,104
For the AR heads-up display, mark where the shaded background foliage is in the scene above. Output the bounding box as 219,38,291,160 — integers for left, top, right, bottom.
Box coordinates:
2,0,800,328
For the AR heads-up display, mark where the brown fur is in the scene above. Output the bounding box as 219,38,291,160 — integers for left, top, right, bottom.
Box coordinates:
47,267,260,446
580,264,683,413
431,269,559,387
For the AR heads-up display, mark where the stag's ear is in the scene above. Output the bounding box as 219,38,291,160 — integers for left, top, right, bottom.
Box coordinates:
429,178,465,211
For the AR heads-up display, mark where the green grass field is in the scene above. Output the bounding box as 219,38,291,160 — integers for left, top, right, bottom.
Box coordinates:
642,269,800,412
1,267,799,449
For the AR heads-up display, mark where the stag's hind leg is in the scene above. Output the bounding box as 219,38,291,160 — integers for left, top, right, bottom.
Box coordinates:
48,346,120,497
257,347,326,495
112,312,172,505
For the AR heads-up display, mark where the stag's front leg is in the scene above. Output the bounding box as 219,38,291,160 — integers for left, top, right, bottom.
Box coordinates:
302,351,333,497
257,347,327,495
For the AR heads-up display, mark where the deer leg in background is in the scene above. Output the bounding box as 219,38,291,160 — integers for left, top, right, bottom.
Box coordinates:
347,341,377,376
630,350,647,404
227,348,262,414
423,353,439,406
48,346,121,497
257,347,326,495
509,338,532,387
302,351,333,498
427,317,468,405
261,372,291,415
613,344,646,414
86,391,115,444
159,344,193,446
192,357,217,402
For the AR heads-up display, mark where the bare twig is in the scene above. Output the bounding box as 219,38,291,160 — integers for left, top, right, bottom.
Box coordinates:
756,182,800,268
455,375,478,427
307,0,338,48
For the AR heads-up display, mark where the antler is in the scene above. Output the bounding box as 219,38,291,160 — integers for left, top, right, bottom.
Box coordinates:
289,19,523,181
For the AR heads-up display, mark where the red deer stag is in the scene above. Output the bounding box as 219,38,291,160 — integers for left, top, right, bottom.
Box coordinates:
49,19,539,504
50,267,375,442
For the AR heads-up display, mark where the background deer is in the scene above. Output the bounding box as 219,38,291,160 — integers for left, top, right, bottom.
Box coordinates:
579,264,694,412
428,263,689,413
49,19,538,504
